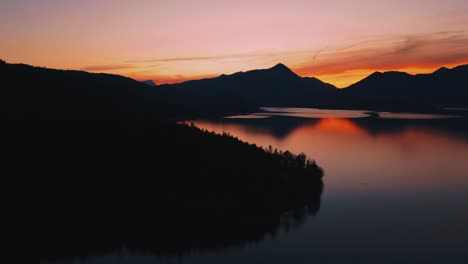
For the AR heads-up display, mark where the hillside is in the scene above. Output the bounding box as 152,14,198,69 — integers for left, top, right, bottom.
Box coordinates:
160,62,468,111
0,62,256,120
37,121,324,259
341,64,468,110
161,63,338,107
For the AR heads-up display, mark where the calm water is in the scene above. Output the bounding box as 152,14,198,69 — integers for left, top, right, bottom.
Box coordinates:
43,108,468,264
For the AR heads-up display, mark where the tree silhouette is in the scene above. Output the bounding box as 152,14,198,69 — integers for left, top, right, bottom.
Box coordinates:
37,122,324,260
296,153,307,168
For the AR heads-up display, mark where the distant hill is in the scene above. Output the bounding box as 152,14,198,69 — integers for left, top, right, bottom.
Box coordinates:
0,62,255,120
162,63,468,111
161,63,338,107
340,64,468,110
142,80,157,86
1,63,156,120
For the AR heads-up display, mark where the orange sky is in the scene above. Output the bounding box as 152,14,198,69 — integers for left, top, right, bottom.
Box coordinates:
1,0,468,87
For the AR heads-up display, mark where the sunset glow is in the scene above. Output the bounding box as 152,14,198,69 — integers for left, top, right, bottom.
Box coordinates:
2,0,468,87
313,118,365,134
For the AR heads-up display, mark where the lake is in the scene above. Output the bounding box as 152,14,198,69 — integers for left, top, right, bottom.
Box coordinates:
43,108,468,264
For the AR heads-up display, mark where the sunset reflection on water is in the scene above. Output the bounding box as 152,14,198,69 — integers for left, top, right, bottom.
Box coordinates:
193,114,468,194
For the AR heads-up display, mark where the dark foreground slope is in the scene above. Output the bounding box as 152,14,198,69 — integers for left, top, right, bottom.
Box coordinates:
36,121,323,260
0,61,324,260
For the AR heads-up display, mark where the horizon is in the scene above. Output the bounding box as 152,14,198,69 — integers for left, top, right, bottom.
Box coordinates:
2,0,468,87
3,59,466,88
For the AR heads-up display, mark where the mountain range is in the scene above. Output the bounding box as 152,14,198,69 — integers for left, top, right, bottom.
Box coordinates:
2,60,467,120
161,63,468,111
160,63,337,107
340,64,468,110
1,62,255,120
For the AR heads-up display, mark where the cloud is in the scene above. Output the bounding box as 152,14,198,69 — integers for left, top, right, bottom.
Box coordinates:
82,64,136,71
312,48,323,63
126,51,277,63
134,73,218,85
295,30,468,76
83,30,468,87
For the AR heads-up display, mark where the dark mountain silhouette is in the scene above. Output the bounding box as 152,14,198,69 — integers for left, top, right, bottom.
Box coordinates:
0,62,256,120
161,63,337,107
142,79,157,86
3,61,467,117
340,64,468,110
433,66,449,74
161,62,468,111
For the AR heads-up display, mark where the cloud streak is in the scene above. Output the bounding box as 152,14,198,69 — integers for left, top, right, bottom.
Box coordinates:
296,31,468,75
312,48,323,64
126,51,279,63
83,30,468,87
82,64,136,71
82,63,162,72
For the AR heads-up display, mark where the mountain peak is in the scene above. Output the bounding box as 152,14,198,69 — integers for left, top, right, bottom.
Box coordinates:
271,63,290,70
142,80,157,86
268,63,299,78
364,71,383,80
433,67,449,74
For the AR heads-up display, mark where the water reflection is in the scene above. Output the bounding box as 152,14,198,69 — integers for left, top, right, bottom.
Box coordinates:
182,114,468,263
42,109,468,264
243,107,462,119
314,118,364,134
41,193,323,263
193,116,468,194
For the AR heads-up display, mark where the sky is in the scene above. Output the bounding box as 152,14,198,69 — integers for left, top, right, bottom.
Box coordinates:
1,0,468,87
